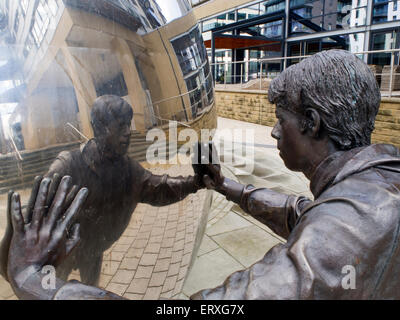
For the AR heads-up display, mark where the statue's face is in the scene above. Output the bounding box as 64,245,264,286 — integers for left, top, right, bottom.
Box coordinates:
271,107,308,172
102,116,132,157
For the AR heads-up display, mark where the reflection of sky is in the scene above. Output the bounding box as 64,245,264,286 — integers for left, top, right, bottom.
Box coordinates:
156,0,187,22
0,106,17,139
1,114,11,138
0,60,18,127
0,77,16,136
0,58,17,138
0,60,13,97
0,80,13,95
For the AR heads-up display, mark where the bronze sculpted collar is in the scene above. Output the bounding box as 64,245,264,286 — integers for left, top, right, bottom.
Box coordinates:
81,139,103,176
81,139,129,177
310,144,400,199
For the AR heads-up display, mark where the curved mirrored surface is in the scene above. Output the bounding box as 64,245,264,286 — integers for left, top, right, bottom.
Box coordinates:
0,0,216,299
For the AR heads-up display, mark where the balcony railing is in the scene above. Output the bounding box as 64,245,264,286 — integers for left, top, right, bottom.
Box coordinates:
210,48,400,97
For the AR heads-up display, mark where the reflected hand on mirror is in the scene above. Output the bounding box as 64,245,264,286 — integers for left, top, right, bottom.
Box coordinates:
0,173,79,280
192,142,225,191
7,176,88,294
0,174,80,282
0,191,14,281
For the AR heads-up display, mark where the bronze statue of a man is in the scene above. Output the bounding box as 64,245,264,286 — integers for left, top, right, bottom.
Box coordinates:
3,49,400,300
192,49,400,299
42,95,203,285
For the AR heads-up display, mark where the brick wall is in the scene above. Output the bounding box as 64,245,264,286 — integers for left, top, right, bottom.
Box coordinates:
216,89,276,127
216,89,400,148
372,98,400,148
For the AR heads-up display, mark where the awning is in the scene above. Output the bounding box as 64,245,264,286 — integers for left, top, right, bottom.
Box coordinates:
204,34,281,51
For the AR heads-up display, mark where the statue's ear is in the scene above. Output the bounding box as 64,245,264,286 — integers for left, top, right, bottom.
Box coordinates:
302,108,321,138
91,120,108,138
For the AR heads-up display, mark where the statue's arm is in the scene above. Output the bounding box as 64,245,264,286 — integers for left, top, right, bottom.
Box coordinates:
45,151,72,178
193,142,311,239
215,177,311,239
140,173,202,206
135,161,203,206
13,272,125,300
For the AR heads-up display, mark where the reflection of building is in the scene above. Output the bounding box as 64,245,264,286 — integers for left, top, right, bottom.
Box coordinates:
0,0,215,152
388,0,400,20
192,0,400,83
171,25,213,118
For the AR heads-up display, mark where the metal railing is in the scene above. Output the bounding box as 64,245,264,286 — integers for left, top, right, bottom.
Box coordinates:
149,70,215,127
210,48,400,97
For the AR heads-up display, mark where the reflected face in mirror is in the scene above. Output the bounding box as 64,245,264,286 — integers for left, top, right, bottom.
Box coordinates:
91,96,133,159
102,115,132,157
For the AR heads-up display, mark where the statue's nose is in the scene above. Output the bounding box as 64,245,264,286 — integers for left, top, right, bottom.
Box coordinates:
271,124,280,140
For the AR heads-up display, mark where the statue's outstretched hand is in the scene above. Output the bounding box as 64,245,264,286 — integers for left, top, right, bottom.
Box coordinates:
0,190,14,280
0,174,79,282
7,176,88,294
192,142,224,191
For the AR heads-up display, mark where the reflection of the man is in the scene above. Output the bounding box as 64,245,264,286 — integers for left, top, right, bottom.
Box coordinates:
44,95,204,286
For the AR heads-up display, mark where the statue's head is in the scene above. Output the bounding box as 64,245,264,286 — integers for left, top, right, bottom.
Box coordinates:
90,95,133,158
268,49,381,173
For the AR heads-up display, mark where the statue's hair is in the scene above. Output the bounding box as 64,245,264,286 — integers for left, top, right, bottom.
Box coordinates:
90,95,133,137
268,49,381,150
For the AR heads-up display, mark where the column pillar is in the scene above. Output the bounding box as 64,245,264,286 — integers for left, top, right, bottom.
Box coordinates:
22,94,57,150
0,113,6,154
61,44,96,139
112,37,147,132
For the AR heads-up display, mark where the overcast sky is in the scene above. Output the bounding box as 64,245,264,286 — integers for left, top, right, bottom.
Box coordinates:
156,0,188,23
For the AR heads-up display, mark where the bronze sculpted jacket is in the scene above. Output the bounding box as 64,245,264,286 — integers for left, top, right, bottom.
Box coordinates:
194,144,400,299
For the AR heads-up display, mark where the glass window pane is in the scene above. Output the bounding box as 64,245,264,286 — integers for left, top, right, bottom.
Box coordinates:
373,1,400,22
262,0,286,14
370,31,397,65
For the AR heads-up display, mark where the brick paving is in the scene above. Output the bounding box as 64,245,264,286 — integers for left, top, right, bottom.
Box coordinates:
100,193,207,300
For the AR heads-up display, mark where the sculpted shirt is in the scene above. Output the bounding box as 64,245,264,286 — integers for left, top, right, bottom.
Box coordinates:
194,144,400,299
46,139,199,258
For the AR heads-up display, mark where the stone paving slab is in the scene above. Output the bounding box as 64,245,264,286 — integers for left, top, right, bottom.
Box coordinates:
212,225,281,268
182,248,244,296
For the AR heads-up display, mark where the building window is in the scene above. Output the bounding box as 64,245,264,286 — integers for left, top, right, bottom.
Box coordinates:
370,30,398,65
171,26,214,118
373,0,400,22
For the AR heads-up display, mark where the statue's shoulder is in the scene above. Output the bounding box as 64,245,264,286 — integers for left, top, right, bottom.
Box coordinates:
56,147,83,164
127,156,147,174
